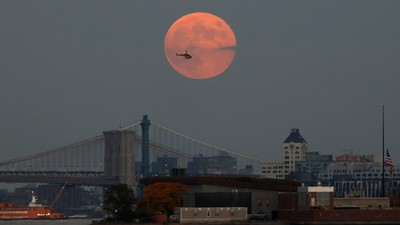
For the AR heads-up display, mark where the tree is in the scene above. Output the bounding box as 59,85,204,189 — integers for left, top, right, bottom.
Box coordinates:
137,182,189,215
103,184,137,221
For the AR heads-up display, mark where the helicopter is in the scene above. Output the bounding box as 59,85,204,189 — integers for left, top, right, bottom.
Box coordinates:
176,50,192,59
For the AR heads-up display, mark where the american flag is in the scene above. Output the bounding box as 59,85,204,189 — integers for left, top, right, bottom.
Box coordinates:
386,149,393,175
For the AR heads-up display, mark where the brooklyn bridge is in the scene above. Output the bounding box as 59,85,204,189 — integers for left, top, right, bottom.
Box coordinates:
0,115,261,187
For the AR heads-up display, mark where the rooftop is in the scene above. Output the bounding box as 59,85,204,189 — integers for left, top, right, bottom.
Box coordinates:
284,128,307,143
140,176,300,192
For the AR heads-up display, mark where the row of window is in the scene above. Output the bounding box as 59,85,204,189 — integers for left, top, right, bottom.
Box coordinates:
265,170,290,174
285,156,300,159
262,166,290,170
284,150,300,154
307,163,323,167
319,173,399,178
284,146,301,150
329,168,399,173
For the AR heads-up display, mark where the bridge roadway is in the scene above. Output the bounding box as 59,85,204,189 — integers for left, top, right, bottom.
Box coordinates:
0,171,120,185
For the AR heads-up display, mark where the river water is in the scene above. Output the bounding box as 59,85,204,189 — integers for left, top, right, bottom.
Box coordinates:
0,219,93,225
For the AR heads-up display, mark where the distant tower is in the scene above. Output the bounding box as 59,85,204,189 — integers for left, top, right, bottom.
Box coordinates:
283,128,308,175
140,115,151,177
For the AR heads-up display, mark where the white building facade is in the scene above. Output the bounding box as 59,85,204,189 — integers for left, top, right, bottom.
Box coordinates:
261,128,308,179
260,161,286,179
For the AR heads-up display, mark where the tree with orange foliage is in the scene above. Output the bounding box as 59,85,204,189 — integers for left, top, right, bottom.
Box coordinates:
137,182,189,215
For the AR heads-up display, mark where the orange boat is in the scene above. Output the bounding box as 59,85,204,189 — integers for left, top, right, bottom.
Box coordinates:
0,194,64,220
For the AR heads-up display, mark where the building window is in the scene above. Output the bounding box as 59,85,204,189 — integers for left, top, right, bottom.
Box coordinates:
295,151,299,154
285,156,289,159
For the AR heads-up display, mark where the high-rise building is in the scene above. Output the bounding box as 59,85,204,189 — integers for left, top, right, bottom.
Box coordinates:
283,128,308,173
294,152,333,182
261,128,308,179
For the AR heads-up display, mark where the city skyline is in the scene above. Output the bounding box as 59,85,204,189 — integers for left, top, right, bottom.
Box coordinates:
1,1,400,163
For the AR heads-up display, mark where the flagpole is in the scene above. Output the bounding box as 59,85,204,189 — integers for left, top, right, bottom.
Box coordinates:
382,105,385,197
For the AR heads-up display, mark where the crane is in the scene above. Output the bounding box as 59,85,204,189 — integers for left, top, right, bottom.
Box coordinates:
49,182,68,209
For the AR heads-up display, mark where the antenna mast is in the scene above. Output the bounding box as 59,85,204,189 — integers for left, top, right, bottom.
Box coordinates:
381,105,385,197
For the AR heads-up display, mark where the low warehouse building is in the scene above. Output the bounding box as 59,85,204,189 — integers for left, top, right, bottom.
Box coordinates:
140,176,300,220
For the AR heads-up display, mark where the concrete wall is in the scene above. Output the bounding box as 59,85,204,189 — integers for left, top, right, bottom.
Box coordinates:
176,207,247,223
334,197,390,208
279,208,400,222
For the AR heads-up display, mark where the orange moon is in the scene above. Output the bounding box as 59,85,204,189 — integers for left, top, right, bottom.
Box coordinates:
164,12,237,79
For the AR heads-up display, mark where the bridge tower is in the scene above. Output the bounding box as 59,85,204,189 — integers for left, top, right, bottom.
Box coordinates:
103,130,136,188
140,115,151,177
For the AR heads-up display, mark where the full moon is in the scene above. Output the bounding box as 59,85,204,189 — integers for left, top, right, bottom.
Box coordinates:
164,12,237,79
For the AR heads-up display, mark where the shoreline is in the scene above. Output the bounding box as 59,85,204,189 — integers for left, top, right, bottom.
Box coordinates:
92,221,400,225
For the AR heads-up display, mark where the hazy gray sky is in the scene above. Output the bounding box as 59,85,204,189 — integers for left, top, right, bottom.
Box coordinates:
1,1,399,162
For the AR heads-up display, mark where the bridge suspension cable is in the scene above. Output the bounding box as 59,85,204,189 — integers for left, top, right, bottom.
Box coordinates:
151,122,262,163
0,135,104,167
120,121,142,131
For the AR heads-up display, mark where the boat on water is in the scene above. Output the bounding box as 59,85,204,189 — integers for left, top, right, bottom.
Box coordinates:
0,194,64,220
